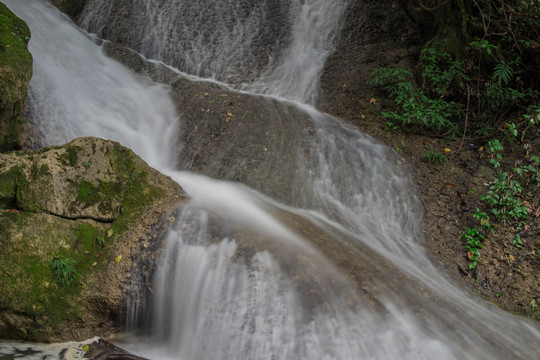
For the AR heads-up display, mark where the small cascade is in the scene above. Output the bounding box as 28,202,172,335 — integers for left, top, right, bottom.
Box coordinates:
79,0,294,83
245,0,350,103
79,0,349,103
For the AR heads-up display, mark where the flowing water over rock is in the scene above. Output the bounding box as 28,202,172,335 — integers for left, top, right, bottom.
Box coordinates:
79,0,348,103
2,0,540,359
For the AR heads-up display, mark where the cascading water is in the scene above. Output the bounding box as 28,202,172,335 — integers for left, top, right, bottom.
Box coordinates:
79,0,348,103
2,1,540,359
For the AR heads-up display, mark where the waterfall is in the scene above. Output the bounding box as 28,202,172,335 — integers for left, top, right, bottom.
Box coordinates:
79,0,349,103
3,1,540,359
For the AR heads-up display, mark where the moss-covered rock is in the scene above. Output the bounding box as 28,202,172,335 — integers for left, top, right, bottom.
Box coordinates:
0,2,32,152
0,137,184,341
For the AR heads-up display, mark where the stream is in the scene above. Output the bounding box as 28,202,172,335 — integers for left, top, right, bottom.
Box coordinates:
2,0,540,359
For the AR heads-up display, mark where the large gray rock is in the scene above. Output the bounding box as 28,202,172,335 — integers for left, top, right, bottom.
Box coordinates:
0,137,184,341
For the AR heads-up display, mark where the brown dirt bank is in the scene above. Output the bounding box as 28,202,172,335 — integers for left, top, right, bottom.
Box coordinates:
318,0,540,319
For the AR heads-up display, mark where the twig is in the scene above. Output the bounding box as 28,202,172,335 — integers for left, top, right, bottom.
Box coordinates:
456,84,472,154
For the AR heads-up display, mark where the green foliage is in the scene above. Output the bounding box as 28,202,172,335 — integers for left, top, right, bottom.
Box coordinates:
425,151,448,163
462,228,485,269
515,155,540,184
50,256,78,287
513,234,524,250
480,172,528,223
96,236,106,248
372,0,540,138
486,138,503,168
471,208,494,233
420,47,468,96
523,105,540,127
371,64,463,133
492,62,513,86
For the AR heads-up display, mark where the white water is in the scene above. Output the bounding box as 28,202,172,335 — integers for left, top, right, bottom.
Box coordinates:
79,0,349,103
2,1,540,359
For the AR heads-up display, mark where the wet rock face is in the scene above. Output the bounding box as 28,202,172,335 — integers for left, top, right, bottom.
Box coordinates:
103,42,315,207
318,0,423,117
0,3,33,152
78,0,293,83
49,0,88,20
0,137,184,342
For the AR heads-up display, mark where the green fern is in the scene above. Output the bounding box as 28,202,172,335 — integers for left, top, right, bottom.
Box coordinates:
493,62,513,85
50,256,78,287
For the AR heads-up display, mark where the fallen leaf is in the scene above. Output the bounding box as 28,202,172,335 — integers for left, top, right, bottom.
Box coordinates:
369,98,377,104
82,345,89,352
444,148,451,153
142,187,149,195
91,262,97,267
467,251,473,260
115,255,122,263
107,229,114,238
225,117,231,123
227,112,234,116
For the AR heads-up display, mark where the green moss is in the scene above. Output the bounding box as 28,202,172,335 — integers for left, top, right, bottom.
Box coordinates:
0,3,33,152
59,145,82,166
0,166,19,207
77,181,98,204
0,211,117,335
0,213,84,330
77,180,123,215
111,171,164,235
0,165,26,209
0,139,177,339
30,163,50,181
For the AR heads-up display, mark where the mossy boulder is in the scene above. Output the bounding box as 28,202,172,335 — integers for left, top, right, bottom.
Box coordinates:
0,137,184,341
0,2,32,152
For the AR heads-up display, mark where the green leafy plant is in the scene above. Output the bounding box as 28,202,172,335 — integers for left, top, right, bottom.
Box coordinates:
371,65,462,133
513,234,524,250
493,61,514,86
480,172,528,223
50,256,78,287
462,228,485,269
96,236,106,248
517,154,540,184
425,151,448,163
471,208,494,233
